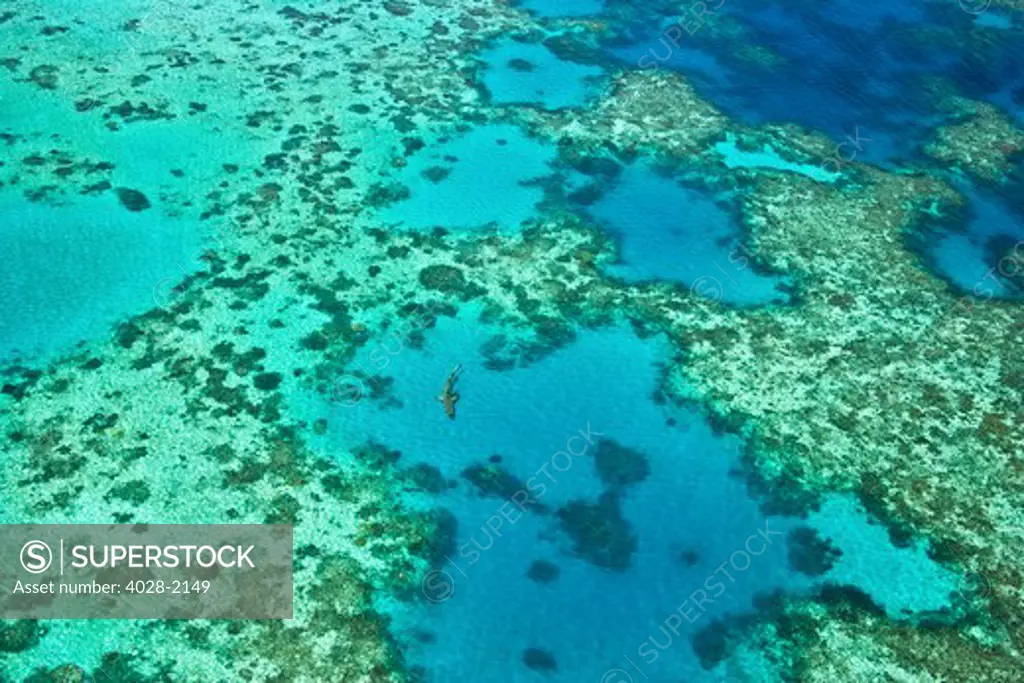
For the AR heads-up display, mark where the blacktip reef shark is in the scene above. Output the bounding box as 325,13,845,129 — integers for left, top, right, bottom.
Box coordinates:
437,364,463,420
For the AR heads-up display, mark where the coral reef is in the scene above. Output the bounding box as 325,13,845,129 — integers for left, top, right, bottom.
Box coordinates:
526,559,560,583
709,590,1022,682
521,647,558,674
786,527,842,577
592,438,650,490
1,0,1023,680
926,99,1024,182
556,491,637,571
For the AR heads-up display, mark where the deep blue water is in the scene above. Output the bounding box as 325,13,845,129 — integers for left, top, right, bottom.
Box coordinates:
927,178,1024,299
595,0,1024,301
604,0,1023,167
296,311,959,682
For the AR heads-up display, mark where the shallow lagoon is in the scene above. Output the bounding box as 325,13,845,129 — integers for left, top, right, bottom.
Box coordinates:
479,38,604,111
0,191,205,362
581,160,791,306
713,135,839,183
296,311,960,682
0,69,265,362
380,124,557,232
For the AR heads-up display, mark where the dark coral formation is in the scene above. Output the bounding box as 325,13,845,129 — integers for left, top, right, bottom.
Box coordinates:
0,619,41,653
114,187,150,212
522,647,558,674
401,462,450,494
462,461,549,514
556,491,637,571
592,438,650,490
418,264,486,300
697,587,1018,681
526,559,560,584
786,526,842,577
679,549,700,567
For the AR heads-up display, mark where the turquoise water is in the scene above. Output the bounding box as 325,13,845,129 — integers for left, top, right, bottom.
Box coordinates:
581,161,790,305
0,191,204,362
515,0,604,18
714,135,840,183
1,0,1012,680
478,39,604,111
297,311,959,681
380,124,557,231
806,496,959,616
0,75,266,206
0,66,261,362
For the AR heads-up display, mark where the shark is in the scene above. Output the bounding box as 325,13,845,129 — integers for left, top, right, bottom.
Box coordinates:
437,364,463,420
